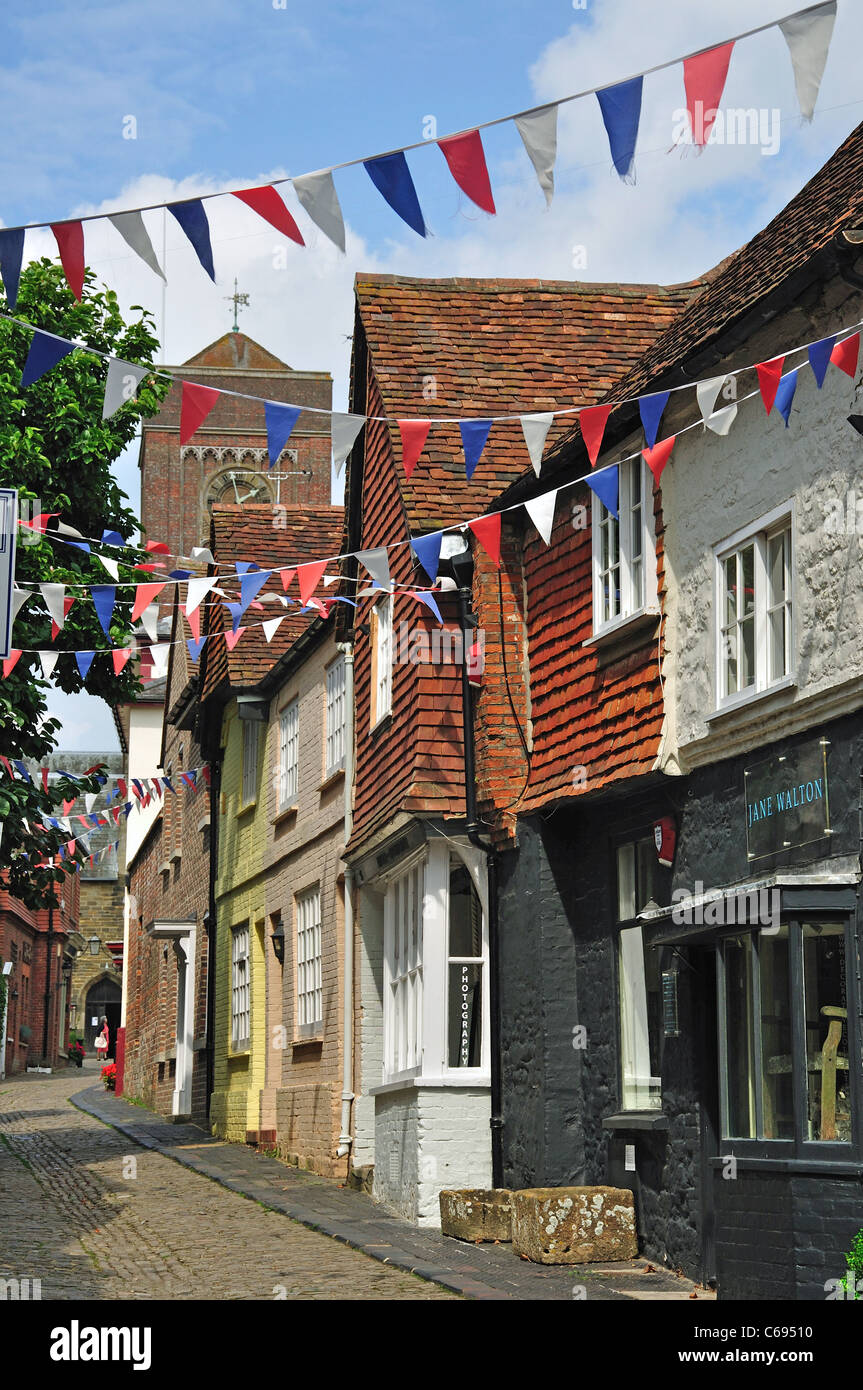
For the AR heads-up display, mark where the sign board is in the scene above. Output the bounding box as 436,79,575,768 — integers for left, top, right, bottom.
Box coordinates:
0,489,18,661
744,738,830,861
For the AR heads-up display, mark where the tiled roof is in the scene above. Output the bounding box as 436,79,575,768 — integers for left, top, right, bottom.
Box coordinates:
354,273,706,530
200,503,344,699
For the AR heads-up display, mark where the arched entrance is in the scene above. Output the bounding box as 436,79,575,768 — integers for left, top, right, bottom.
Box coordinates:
84,977,121,1057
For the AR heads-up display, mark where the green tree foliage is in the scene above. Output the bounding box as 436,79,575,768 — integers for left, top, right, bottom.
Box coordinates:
0,259,169,905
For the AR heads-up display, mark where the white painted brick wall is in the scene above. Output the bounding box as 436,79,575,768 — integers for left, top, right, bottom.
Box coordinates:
373,1086,491,1226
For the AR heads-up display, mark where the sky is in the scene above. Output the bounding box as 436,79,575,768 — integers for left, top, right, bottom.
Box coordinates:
2,0,861,750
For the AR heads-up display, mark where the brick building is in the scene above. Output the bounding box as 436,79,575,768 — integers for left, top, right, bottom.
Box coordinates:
0,871,79,1076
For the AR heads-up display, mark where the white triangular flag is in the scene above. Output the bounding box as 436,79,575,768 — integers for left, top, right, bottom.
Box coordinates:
39,583,66,630
293,170,346,253
60,817,72,834
11,588,31,625
524,489,559,546
185,575,218,616
705,402,737,437
514,105,558,206
190,546,215,565
97,553,120,581
109,210,166,280
520,412,554,476
323,575,339,587
85,793,97,814
355,547,391,590
140,602,159,644
331,413,366,475
102,358,149,421
780,1,836,121
39,651,59,679
149,642,170,678
696,375,738,436
262,616,284,643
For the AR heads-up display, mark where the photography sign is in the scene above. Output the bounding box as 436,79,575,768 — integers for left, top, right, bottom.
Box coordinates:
744,738,830,861
0,489,18,661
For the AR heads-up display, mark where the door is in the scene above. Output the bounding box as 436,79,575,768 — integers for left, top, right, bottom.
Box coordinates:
84,977,122,1055
693,946,719,1287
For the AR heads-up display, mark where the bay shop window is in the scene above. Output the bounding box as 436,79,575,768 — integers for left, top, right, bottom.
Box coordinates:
381,840,489,1084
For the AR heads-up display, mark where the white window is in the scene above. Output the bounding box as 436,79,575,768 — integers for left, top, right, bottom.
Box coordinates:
716,509,793,707
372,594,393,724
446,856,484,1068
231,925,250,1048
325,656,346,777
384,855,424,1077
592,457,653,634
278,700,299,807
296,886,322,1035
616,840,661,1111
241,719,258,806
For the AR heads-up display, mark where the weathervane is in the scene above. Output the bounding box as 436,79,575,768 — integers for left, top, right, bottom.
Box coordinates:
225,278,250,333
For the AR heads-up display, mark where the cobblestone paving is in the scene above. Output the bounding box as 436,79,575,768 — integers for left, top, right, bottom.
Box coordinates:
0,1068,456,1301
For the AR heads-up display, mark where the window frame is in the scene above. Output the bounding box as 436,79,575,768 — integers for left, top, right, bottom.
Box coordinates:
615,837,663,1113
371,593,393,727
230,924,251,1051
324,654,346,779
277,698,299,810
713,503,796,714
240,719,259,809
295,885,322,1038
591,456,657,638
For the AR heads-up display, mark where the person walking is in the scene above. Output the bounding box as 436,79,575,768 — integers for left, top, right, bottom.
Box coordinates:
95,1017,110,1063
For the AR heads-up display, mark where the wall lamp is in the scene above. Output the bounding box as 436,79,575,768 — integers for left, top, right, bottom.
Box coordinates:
270,921,285,966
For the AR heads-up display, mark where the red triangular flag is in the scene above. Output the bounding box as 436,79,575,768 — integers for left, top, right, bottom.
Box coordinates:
297,558,328,606
117,777,127,800
831,333,860,378
756,357,785,415
180,381,220,445
145,540,170,555
112,647,132,675
232,186,304,246
684,41,734,146
469,514,502,569
398,419,431,480
224,626,246,652
62,798,75,816
51,221,85,300
41,766,49,791
131,583,166,623
2,649,22,677
438,131,496,215
280,568,296,592
0,754,14,777
52,595,76,641
185,604,201,641
580,404,613,467
201,764,212,788
643,435,676,484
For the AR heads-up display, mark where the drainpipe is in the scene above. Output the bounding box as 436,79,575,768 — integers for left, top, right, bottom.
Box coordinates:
336,644,355,1160
456,585,504,1190
205,758,221,1121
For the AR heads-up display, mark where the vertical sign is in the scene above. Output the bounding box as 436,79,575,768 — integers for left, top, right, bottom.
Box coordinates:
0,489,18,661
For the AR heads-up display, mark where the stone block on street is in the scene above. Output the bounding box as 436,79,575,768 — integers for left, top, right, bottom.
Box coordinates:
512,1186,637,1264
439,1188,513,1242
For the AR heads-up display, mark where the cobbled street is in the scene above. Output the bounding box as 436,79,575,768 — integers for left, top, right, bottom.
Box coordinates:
0,1067,456,1301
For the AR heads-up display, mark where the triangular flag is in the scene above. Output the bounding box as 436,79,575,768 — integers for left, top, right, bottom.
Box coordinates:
438,130,496,214
520,413,554,477
224,602,243,633
90,585,116,637
108,210,166,279
774,369,799,428
780,1,836,121
514,104,558,206
0,227,25,310
180,381,220,445
469,513,502,568
643,435,676,484
84,792,96,814
831,333,860,378
297,558,329,606
185,576,218,616
39,651,59,679
185,604,201,641
411,531,443,585
75,651,95,680
21,330,75,387
131,583,166,623
112,648,133,675
191,546,215,565
639,391,669,448
102,358,148,420
292,170,346,253
696,376,738,436
411,591,444,625
238,567,271,613
684,41,734,145
586,466,619,519
596,75,642,181
167,200,215,280
398,419,431,480
187,636,206,662
809,335,837,388
51,221,85,300
331,412,365,475
145,539,170,555
232,186,304,245
280,568,296,592
460,419,492,481
2,650,22,677
10,588,30,625
364,152,426,236
356,548,391,590
51,595,75,640
757,357,785,414
139,603,160,644
97,553,120,581
261,617,284,644
706,403,737,437
580,403,612,467
150,642,171,677
40,583,67,631
101,529,125,546
524,489,558,546
264,401,301,469
224,628,245,653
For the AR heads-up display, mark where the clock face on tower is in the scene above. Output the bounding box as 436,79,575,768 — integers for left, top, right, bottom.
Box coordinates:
204,466,273,512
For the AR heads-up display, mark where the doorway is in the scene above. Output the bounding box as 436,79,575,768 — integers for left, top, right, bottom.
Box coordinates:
84,976,122,1057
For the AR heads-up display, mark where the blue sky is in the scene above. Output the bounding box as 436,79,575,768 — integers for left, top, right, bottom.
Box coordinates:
3,0,862,750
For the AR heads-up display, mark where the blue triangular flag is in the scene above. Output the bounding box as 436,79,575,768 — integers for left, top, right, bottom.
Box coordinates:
21,330,76,387
410,531,443,584
75,651,95,680
460,420,492,481
586,465,619,519
168,200,216,280
0,228,25,310
225,601,244,634
596,75,643,181
162,775,175,793
169,569,193,580
808,335,836,388
13,760,33,783
413,590,444,624
639,391,669,449
363,152,427,237
90,584,116,637
239,567,270,612
187,636,207,662
265,401,301,469
775,369,798,427
101,529,125,546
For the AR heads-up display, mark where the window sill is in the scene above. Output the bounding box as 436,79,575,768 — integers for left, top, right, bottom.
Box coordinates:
158,862,171,876
169,851,182,865
237,800,257,818
369,1073,491,1096
603,1111,668,1132
292,1035,323,1050
369,711,392,739
272,802,298,827
320,765,345,792
228,1044,251,1059
197,816,210,833
706,675,796,723
583,608,660,652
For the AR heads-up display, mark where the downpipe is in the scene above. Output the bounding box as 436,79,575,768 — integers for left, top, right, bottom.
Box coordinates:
337,644,355,1161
